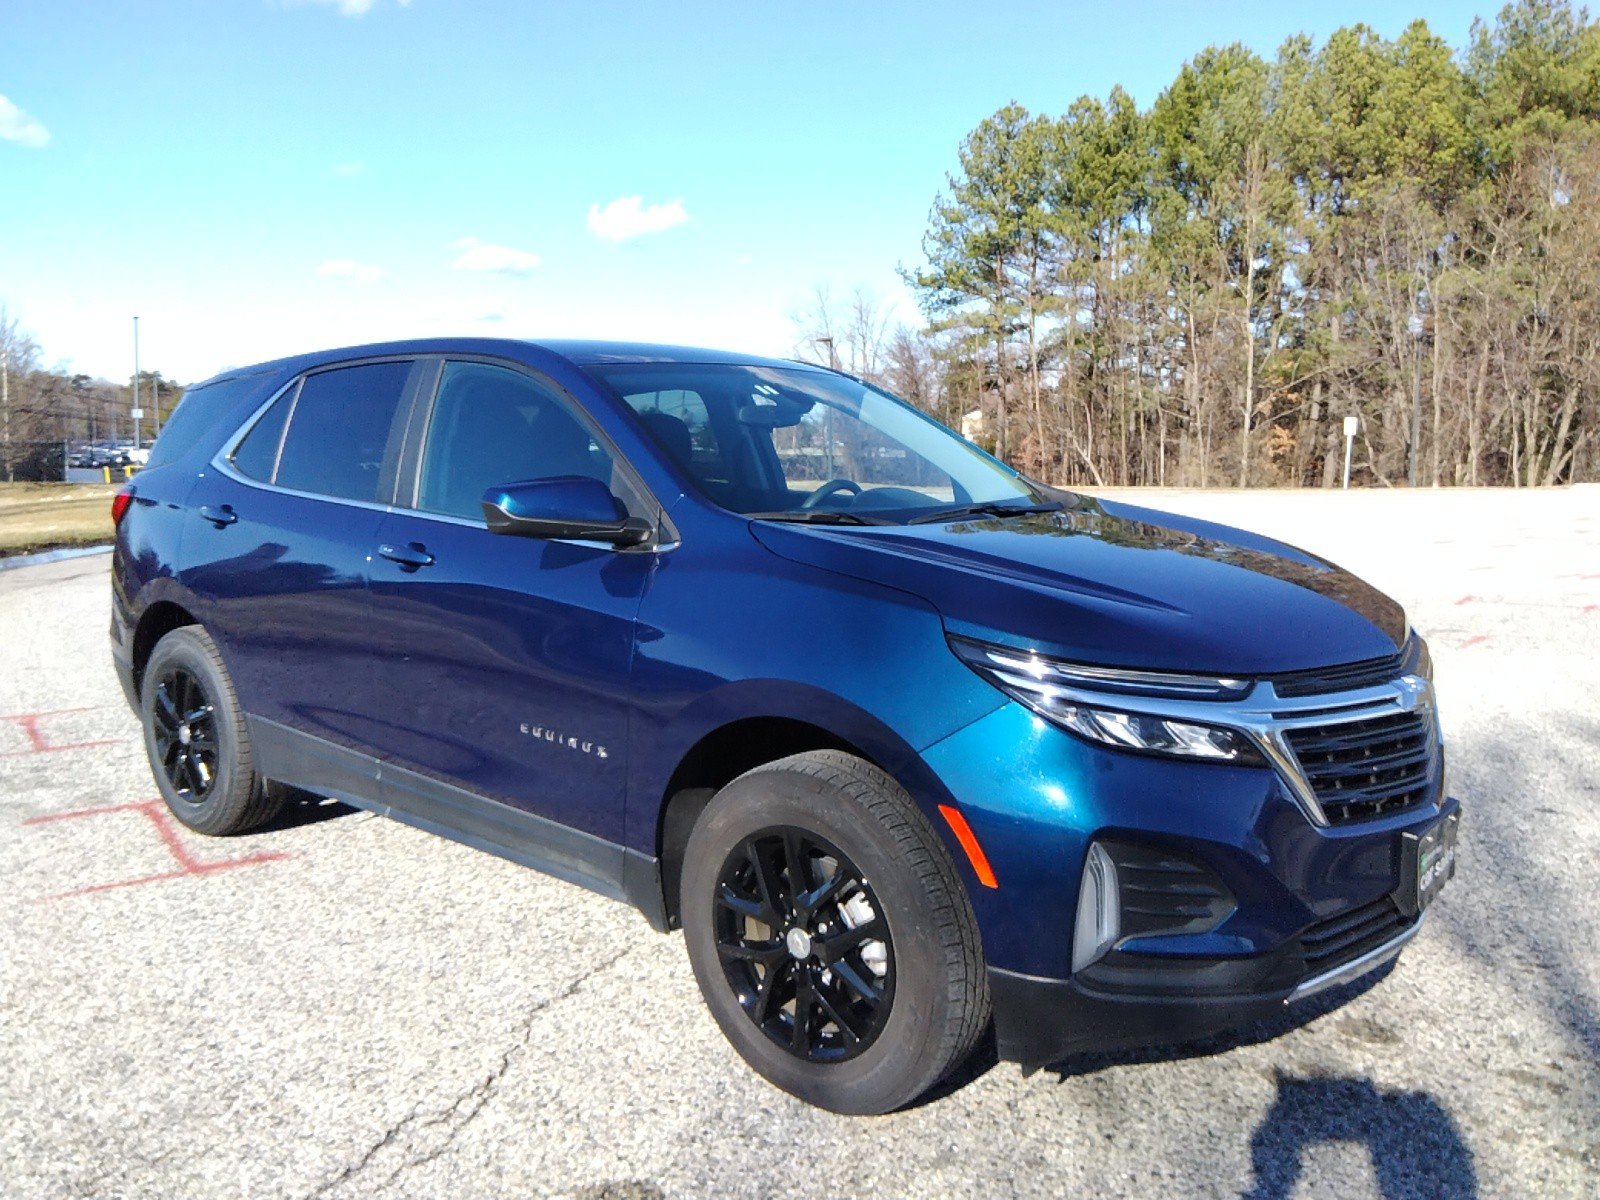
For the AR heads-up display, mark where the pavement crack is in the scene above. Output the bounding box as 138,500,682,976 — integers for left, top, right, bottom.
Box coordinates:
301,947,634,1199
302,1102,423,1200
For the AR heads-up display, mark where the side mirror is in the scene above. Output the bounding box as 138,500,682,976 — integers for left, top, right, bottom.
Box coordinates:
481,477,652,547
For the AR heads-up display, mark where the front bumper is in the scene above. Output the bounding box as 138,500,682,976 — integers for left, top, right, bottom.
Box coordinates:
917,690,1459,1064
984,794,1457,1067
990,911,1423,1067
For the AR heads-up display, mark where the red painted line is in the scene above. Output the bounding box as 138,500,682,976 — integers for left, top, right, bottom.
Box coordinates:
1457,635,1490,649
22,800,155,825
1454,595,1478,606
136,799,208,872
23,798,290,902
35,868,199,903
0,708,119,757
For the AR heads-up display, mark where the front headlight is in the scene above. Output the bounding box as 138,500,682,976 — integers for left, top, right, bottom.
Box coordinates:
950,637,1265,764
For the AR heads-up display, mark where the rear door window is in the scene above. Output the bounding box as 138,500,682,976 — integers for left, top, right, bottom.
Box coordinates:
274,361,413,503
229,382,296,482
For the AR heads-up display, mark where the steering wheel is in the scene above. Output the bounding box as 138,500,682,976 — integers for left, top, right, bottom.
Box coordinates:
798,478,863,510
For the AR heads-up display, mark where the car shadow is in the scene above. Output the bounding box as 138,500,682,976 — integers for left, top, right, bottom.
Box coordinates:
255,786,356,833
1239,1070,1477,1199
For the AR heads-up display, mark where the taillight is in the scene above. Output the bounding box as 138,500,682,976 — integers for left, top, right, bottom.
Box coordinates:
111,489,134,528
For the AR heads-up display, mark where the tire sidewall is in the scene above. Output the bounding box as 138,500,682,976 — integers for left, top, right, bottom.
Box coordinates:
681,764,957,1114
141,628,251,835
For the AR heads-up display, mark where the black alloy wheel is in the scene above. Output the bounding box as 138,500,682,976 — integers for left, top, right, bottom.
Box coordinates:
150,667,219,802
681,751,991,1114
714,827,895,1062
140,624,282,835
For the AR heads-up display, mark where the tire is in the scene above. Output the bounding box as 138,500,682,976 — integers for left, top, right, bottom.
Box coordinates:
140,625,282,836
680,750,989,1114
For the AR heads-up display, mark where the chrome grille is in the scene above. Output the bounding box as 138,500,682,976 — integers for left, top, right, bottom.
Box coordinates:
1283,710,1437,825
1269,653,1404,698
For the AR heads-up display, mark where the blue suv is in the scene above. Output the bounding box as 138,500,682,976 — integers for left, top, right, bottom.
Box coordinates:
111,339,1459,1113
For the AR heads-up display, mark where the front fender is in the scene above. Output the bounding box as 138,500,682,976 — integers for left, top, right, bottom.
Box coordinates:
632,676,971,825
624,532,1007,862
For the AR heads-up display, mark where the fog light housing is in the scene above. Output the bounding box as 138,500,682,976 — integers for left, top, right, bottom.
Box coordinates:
1072,842,1121,973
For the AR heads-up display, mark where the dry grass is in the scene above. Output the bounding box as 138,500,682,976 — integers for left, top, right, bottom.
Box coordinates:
0,482,117,557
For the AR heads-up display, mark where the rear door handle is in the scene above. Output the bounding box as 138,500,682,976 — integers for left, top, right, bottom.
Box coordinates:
198,504,237,527
377,542,435,569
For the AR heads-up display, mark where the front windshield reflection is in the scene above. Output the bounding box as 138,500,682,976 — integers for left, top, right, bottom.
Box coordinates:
588,362,1037,521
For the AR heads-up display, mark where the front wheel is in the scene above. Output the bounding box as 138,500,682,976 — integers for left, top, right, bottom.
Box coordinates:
680,751,989,1114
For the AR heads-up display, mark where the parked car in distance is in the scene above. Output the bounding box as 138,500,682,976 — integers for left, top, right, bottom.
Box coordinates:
110,339,1459,1113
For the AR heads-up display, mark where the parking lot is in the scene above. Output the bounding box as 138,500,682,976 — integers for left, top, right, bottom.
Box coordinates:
2,486,1597,1200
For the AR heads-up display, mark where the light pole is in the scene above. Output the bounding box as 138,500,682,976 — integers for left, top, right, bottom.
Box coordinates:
2,342,10,484
1407,312,1423,487
132,315,142,452
1342,414,1360,490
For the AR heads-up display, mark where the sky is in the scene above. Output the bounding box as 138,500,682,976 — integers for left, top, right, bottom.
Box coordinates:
1,0,1491,384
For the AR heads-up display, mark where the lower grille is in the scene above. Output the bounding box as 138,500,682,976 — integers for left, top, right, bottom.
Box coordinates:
1284,710,1437,825
1298,896,1413,976
1081,895,1417,1000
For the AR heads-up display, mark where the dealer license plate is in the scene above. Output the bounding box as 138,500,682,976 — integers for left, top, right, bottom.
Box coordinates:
1403,810,1459,915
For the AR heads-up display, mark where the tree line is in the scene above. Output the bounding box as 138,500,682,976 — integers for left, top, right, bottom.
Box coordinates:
0,310,176,481
807,0,1600,488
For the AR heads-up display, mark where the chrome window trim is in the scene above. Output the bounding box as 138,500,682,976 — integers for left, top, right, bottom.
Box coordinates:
219,377,298,482
210,452,401,518
211,370,413,518
266,377,301,482
211,384,676,552
982,657,1442,829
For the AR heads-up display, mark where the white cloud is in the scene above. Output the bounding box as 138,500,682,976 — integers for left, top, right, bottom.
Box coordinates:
297,0,411,17
586,196,689,243
451,237,541,275
331,161,364,178
316,258,384,283
0,94,50,149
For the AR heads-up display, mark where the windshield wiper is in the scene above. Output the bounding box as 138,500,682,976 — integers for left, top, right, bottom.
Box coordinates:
906,501,1063,525
746,510,894,526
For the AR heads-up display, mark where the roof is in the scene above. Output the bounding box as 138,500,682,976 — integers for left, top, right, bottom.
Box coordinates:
531,339,815,369
192,337,823,391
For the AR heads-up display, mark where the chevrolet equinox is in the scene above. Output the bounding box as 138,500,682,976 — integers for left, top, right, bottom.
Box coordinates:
111,339,1460,1113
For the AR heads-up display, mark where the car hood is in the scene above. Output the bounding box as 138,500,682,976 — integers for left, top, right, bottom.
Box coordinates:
749,494,1407,675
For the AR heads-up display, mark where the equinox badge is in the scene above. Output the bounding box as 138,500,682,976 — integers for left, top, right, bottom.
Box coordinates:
520,723,609,759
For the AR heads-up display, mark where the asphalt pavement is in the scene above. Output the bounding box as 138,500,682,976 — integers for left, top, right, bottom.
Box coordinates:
2,486,1597,1199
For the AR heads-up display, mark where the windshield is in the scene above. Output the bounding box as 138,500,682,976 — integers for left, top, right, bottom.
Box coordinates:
586,362,1040,522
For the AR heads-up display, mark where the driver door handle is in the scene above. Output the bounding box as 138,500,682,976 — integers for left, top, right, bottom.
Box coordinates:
377,542,435,569
198,504,237,527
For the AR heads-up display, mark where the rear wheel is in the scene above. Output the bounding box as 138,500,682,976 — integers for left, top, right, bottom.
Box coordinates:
140,626,282,836
681,750,989,1113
